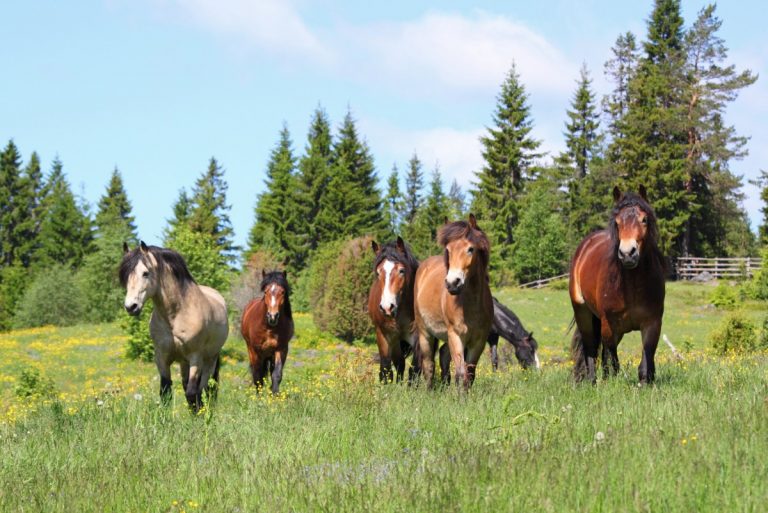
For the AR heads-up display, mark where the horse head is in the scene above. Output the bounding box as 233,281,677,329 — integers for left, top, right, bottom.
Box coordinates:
439,213,490,295
120,241,159,316
261,270,290,327
611,185,658,270
371,236,414,317
514,331,540,370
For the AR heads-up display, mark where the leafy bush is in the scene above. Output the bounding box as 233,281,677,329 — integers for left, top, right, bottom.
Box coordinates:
13,265,87,328
760,317,768,350
123,301,154,362
740,248,768,300
710,312,757,355
165,225,233,292
0,263,31,331
709,282,739,309
15,366,57,399
307,237,373,343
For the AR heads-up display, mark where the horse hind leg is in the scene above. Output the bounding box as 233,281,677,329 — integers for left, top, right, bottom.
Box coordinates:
155,352,173,404
571,312,599,384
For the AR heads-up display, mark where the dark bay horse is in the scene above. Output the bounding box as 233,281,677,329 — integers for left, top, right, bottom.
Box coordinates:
439,297,539,382
569,185,665,384
414,214,493,389
120,242,228,410
241,271,295,393
368,237,420,382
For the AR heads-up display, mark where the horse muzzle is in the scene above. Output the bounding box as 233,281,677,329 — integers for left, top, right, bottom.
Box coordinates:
266,313,279,327
445,278,464,295
124,303,142,317
379,303,398,318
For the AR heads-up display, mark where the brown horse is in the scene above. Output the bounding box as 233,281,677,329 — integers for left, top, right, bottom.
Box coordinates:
368,236,420,383
241,270,294,393
414,214,493,389
569,185,665,384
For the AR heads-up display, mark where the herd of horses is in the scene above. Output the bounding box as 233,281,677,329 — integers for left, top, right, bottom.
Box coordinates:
119,186,665,409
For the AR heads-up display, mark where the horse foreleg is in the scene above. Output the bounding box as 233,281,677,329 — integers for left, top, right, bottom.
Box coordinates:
446,330,468,390
639,321,661,384
155,352,173,403
391,343,406,383
439,343,451,385
375,329,393,383
416,329,436,388
250,355,266,392
185,364,203,411
465,341,486,387
487,332,500,371
271,348,287,394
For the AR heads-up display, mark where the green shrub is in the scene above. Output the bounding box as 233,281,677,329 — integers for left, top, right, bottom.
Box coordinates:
709,282,739,309
165,225,233,292
13,265,87,328
123,301,154,362
760,317,768,350
15,366,57,399
0,263,31,331
741,249,768,300
710,312,757,355
307,237,373,343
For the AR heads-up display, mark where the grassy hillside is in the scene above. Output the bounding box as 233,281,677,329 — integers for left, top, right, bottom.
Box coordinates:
1,282,766,512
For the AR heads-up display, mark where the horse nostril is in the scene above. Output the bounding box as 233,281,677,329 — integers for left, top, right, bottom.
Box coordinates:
629,246,638,257
379,304,385,313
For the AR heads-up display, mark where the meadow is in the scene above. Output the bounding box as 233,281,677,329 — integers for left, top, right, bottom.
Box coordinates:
1,282,766,512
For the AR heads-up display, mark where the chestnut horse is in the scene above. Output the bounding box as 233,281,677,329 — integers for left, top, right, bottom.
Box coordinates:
368,236,420,382
438,296,539,382
241,271,294,393
569,185,665,384
414,214,493,389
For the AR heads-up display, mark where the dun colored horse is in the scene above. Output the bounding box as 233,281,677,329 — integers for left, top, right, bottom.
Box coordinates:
241,271,294,394
368,237,420,382
569,185,665,384
438,297,539,382
120,242,228,409
414,214,493,389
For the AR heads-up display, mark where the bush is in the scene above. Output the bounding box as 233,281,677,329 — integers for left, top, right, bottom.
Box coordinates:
709,282,739,309
165,225,233,292
710,312,757,355
760,317,768,350
123,301,154,362
15,366,57,399
740,248,768,300
0,263,31,331
307,237,374,343
13,265,87,328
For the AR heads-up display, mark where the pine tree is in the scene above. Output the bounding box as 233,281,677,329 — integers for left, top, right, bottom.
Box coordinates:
447,179,466,220
248,125,303,269
296,107,333,258
33,157,93,269
165,188,191,241
603,32,640,134
95,167,137,236
187,157,238,263
383,164,403,238
316,110,385,241
0,140,26,267
752,170,768,246
471,63,543,280
403,153,424,224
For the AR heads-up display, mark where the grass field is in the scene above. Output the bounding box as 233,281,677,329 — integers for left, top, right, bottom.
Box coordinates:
1,282,767,512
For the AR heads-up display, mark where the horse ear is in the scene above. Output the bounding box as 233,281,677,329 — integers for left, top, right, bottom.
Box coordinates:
371,240,379,254
612,186,622,203
262,269,267,279
282,270,287,279
396,236,406,253
468,213,478,229
139,241,148,254
528,331,534,339
443,216,449,225
122,242,129,255
639,184,648,201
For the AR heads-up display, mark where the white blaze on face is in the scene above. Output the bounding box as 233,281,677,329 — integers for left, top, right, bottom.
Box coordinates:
619,239,638,256
379,260,397,312
270,284,277,308
445,268,466,287
534,352,541,369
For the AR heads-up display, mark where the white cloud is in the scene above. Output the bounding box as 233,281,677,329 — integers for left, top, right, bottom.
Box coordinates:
341,11,577,98
145,0,331,62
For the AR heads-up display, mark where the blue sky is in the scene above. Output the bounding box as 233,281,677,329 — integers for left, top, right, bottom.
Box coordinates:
2,0,765,248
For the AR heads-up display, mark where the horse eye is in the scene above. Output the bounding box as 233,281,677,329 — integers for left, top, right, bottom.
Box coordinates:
641,218,648,225
142,271,149,278
467,247,475,254
399,268,405,275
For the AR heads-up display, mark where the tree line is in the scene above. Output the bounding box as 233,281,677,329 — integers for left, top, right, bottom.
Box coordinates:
0,0,763,330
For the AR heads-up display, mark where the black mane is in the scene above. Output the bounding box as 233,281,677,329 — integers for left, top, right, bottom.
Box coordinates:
608,192,660,250
119,245,196,291
372,240,419,273
260,271,292,319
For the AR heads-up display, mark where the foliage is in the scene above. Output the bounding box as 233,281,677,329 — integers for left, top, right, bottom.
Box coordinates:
14,366,57,399
382,164,403,238
229,249,283,323
307,237,373,342
122,301,154,362
0,263,30,331
708,282,738,309
403,166,450,258
709,312,757,354
164,224,232,293
13,265,87,328
402,153,424,224
94,168,137,235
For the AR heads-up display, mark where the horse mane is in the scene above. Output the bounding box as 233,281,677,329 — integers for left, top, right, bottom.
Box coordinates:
438,220,490,270
260,271,292,319
608,193,660,252
119,245,196,291
372,240,419,273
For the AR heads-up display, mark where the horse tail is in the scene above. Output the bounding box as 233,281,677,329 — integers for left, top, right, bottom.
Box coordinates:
570,321,587,381
213,355,221,383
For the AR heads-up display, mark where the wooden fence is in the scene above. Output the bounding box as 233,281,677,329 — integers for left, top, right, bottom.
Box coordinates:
518,273,569,289
675,256,762,280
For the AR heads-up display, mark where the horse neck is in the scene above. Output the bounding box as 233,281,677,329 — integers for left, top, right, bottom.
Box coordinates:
152,269,191,321
460,264,491,308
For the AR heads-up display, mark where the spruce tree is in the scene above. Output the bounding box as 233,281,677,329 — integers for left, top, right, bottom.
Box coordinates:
187,157,237,264
471,63,543,280
296,107,333,258
511,186,567,283
16,152,44,266
0,140,25,267
95,168,137,236
403,153,424,224
447,179,466,220
33,157,92,269
752,170,768,246
165,188,191,241
248,125,303,269
383,164,403,238
603,32,640,134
